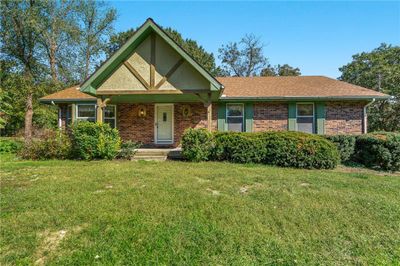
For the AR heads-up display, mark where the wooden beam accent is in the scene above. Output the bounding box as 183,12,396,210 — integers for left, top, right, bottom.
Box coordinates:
195,93,208,104
155,58,185,89
97,89,210,95
123,61,150,90
150,33,156,89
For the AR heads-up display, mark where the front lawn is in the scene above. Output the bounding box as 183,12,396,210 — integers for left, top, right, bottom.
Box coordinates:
1,155,399,265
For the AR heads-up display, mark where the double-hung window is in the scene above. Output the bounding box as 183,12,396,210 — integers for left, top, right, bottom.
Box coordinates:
76,104,96,122
104,105,116,128
226,103,244,132
296,103,314,133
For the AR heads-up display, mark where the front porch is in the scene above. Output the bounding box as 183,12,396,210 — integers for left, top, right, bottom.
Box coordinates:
54,100,217,148
114,101,217,147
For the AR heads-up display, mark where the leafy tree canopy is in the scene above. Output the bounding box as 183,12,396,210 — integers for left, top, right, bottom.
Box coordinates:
218,34,268,77
261,64,301,76
339,43,400,131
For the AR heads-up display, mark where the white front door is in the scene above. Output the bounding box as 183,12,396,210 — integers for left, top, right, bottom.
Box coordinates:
155,104,173,144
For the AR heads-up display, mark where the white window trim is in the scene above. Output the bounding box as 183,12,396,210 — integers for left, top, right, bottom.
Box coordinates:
103,105,116,128
296,103,315,133
76,104,96,121
226,103,244,132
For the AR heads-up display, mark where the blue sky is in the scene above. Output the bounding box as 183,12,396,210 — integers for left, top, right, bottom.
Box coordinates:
110,1,400,78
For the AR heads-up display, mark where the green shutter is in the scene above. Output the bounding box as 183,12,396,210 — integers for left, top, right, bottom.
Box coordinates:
316,102,325,135
245,103,253,132
217,104,226,131
288,102,296,131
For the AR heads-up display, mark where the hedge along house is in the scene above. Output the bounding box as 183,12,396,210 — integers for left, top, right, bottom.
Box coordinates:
40,18,389,147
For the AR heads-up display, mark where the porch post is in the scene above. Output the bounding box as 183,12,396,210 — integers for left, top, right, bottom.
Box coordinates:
96,98,103,123
207,103,212,132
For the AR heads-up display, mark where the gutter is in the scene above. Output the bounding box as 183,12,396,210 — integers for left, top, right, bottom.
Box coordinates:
218,95,390,101
363,98,376,134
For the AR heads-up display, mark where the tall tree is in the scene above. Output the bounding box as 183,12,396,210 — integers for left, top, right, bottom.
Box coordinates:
77,0,116,79
218,34,268,77
261,64,301,76
1,0,44,141
106,27,221,76
339,43,400,131
37,0,80,83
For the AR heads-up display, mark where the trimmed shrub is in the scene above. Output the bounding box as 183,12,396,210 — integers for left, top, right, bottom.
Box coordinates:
182,129,340,169
181,128,213,162
354,132,400,171
0,138,23,154
212,132,267,163
261,132,339,169
71,122,121,160
117,141,142,160
18,130,72,160
325,135,356,162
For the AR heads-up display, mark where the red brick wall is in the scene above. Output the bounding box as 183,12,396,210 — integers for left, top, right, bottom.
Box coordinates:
253,102,288,131
117,103,155,146
117,103,216,147
116,101,366,146
325,101,366,135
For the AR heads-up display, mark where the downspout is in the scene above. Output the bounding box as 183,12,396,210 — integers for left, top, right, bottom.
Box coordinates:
51,101,62,130
363,99,375,134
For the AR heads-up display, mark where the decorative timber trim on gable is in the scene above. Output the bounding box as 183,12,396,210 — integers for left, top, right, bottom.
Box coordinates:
80,18,223,95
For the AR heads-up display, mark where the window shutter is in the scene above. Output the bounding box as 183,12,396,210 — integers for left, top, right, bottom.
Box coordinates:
245,103,253,132
217,104,226,131
316,102,325,134
288,102,296,131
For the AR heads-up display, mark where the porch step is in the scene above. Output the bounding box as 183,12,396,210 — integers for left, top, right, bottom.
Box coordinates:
132,148,182,161
132,155,167,161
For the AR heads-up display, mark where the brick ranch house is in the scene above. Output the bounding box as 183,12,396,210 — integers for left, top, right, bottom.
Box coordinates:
41,18,389,147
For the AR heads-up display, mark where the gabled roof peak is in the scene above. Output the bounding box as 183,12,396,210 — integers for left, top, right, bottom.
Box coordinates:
80,18,223,95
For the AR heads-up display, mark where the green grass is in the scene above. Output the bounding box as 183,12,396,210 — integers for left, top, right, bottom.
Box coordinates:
1,154,399,265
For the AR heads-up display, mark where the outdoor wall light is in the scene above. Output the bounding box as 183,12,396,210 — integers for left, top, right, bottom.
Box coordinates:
138,105,147,118
181,105,192,118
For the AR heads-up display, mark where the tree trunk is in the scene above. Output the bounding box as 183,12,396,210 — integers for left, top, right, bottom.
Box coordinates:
85,46,90,78
24,91,33,143
50,40,58,82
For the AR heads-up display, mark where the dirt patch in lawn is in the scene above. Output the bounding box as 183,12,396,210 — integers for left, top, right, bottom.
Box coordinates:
34,225,86,265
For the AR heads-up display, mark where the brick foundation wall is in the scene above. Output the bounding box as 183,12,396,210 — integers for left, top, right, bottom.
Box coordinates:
325,101,366,135
117,103,217,147
253,102,288,132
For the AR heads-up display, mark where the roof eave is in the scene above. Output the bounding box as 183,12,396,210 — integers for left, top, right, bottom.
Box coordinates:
39,98,96,104
218,95,390,101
